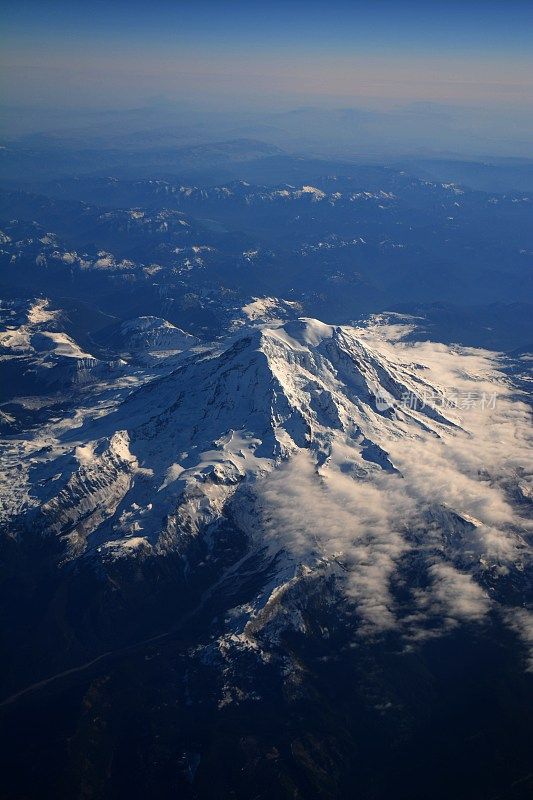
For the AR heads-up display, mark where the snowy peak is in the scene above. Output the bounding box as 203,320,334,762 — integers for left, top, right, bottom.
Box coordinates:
125,316,453,463
117,316,199,354
20,317,463,554
2,311,531,668
7,316,460,556
0,298,124,393
254,318,455,438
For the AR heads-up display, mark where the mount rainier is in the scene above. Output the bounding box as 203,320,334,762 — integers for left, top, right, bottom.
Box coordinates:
1,309,531,681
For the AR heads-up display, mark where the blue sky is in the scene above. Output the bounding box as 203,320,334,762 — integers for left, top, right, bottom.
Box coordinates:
1,1,532,111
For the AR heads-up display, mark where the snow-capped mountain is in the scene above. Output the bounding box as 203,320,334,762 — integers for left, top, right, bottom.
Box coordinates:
0,298,125,396
116,315,198,349
2,313,530,671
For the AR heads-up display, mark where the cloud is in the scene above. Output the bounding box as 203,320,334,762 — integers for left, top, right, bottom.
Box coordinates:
259,451,414,633
425,562,490,623
504,608,533,672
